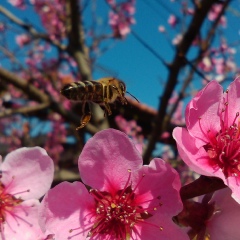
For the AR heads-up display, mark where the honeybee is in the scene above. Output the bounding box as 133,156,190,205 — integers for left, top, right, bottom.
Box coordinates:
60,77,129,130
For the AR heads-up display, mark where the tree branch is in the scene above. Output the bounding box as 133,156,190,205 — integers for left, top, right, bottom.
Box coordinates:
65,0,91,80
0,5,66,50
143,0,222,164
0,67,98,134
180,176,226,200
0,102,50,118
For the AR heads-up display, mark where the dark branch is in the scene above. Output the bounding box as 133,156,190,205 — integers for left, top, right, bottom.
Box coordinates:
142,0,230,164
0,67,98,134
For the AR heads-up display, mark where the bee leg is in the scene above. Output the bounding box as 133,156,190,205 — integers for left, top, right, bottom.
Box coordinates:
76,102,91,130
103,102,112,116
76,112,91,130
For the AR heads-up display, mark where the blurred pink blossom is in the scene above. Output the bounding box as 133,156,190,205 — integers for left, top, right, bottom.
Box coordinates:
198,56,213,72
33,1,66,41
172,34,183,45
168,14,177,27
0,22,5,32
158,25,165,33
108,1,136,38
208,4,227,27
15,34,30,47
115,115,144,153
8,0,26,9
44,113,66,164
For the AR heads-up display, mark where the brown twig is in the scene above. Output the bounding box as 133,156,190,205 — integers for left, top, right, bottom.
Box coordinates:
180,176,226,200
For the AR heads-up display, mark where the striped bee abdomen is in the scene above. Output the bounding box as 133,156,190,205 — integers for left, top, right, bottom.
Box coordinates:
60,81,104,102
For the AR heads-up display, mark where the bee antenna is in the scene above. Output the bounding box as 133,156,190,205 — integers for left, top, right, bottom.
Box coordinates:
126,91,139,103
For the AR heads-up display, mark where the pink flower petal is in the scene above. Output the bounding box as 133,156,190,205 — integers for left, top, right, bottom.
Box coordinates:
3,199,43,240
173,127,216,176
78,129,143,192
39,181,95,239
224,77,240,126
1,147,54,200
132,159,189,240
207,188,240,240
186,81,223,146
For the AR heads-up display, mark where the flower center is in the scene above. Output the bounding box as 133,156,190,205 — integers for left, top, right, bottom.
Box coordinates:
202,100,240,178
85,171,162,239
0,182,22,224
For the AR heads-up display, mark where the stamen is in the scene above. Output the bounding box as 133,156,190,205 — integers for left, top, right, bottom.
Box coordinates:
84,170,163,239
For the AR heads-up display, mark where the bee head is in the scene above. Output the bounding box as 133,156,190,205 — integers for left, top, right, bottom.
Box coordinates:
118,81,126,96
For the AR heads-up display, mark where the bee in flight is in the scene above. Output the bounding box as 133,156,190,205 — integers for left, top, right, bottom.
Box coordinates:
60,77,135,130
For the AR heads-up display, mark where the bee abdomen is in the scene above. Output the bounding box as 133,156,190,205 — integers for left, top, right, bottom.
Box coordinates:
60,81,104,102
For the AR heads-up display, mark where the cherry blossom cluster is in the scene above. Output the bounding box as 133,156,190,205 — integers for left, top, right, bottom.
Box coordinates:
44,113,67,164
198,38,238,83
107,0,136,38
9,0,67,41
208,3,226,26
33,0,67,41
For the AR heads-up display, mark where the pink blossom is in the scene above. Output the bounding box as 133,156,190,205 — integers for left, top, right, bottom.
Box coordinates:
106,0,115,5
39,129,188,240
118,21,131,36
198,56,213,72
122,2,136,15
186,8,194,15
168,14,177,27
15,34,30,47
8,0,26,9
172,34,183,45
173,78,240,203
208,4,227,27
33,1,67,41
44,113,66,164
0,23,5,32
206,188,240,239
212,57,225,74
108,1,136,38
115,115,144,154
158,25,165,33
0,147,54,239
